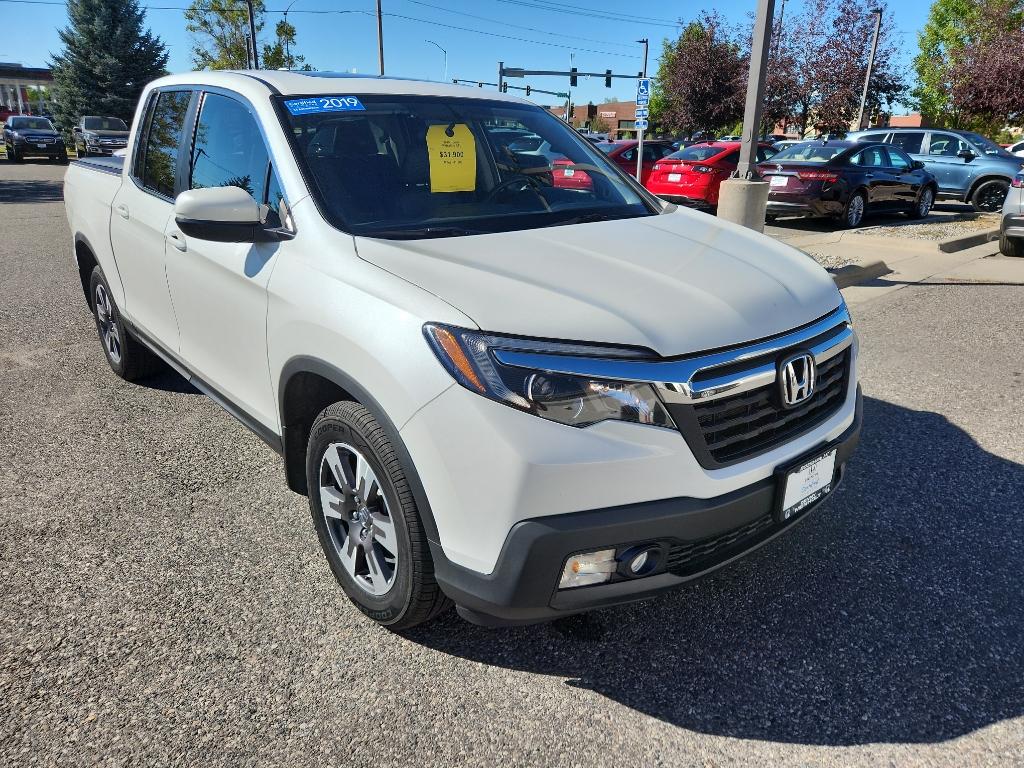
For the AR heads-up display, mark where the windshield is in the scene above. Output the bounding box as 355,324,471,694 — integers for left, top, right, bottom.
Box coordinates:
668,144,725,161
84,117,128,131
961,131,1013,157
594,142,619,154
9,117,54,131
280,95,654,238
770,143,845,163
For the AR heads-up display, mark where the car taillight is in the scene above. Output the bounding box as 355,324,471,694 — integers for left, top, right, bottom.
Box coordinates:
653,164,661,170
1012,174,1024,188
693,165,713,174
796,170,839,182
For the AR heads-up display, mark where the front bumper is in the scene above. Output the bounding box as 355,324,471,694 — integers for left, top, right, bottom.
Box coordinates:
1002,211,1024,239
13,140,66,158
432,388,862,626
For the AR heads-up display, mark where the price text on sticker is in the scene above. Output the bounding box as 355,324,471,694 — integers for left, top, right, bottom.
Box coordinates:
426,124,477,193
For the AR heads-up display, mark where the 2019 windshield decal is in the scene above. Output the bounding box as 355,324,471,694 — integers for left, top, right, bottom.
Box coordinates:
284,97,365,115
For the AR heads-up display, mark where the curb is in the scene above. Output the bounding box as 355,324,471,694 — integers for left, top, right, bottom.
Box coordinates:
938,228,999,253
829,260,892,289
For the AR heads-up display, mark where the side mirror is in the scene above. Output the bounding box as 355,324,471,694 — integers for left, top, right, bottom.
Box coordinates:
174,186,293,243
911,160,926,170
957,148,975,161
72,126,81,134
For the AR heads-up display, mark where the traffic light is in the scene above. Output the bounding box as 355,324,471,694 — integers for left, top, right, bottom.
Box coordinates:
501,82,508,93
605,69,612,88
525,85,532,96
570,67,578,87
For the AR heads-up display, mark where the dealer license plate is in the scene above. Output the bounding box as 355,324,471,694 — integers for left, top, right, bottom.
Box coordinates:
667,172,681,182
562,168,575,177
769,174,789,188
37,143,47,149
777,448,837,522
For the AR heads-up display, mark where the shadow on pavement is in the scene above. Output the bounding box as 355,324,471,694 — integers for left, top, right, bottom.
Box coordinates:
0,178,64,203
407,396,1024,746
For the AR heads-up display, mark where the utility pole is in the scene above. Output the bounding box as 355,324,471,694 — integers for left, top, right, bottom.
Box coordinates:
425,40,447,83
283,0,299,70
635,38,648,181
245,0,259,69
717,0,776,231
856,8,883,130
376,0,384,76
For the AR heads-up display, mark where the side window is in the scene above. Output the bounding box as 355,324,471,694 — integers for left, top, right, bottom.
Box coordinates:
851,147,886,167
141,90,191,197
265,167,284,228
190,92,270,204
619,148,635,162
886,148,911,170
890,131,925,155
858,132,888,143
929,133,967,157
756,147,777,162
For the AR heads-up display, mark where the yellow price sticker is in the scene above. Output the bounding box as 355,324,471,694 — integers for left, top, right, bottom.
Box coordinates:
426,123,477,193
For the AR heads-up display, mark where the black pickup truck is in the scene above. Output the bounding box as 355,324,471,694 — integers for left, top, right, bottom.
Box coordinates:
3,115,68,163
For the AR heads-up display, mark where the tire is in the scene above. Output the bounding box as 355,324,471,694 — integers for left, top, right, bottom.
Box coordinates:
839,190,866,229
307,401,450,630
971,179,1010,213
908,185,935,219
765,214,778,223
8,145,20,163
88,267,163,381
1000,232,1024,258
79,146,90,158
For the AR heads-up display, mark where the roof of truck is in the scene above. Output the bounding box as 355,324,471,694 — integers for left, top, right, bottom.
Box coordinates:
150,70,530,105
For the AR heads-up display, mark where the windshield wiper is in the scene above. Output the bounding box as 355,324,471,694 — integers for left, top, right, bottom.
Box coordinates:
541,211,642,228
361,225,486,240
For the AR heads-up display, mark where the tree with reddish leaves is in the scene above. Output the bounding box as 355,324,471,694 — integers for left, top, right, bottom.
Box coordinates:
658,11,746,137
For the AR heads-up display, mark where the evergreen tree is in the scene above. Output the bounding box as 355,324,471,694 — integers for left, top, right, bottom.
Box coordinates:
49,0,168,134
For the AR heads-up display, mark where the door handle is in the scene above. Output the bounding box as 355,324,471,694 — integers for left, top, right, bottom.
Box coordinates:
166,230,187,252
114,204,130,220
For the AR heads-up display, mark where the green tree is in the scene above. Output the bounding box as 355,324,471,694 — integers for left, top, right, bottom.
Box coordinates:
49,0,168,134
261,20,311,71
912,0,983,125
185,0,262,70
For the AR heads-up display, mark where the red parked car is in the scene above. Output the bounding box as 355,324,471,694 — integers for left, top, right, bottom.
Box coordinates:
645,142,778,209
594,140,675,185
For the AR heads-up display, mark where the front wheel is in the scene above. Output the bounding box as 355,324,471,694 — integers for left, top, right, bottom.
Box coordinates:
909,186,935,219
971,179,1009,213
7,145,20,163
1000,232,1024,258
307,401,450,629
839,191,866,229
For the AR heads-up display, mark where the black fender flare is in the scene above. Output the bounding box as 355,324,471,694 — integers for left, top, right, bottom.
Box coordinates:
277,356,442,545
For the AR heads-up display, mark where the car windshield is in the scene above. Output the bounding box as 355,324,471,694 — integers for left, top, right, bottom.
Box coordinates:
770,143,845,163
9,117,54,131
280,95,654,238
960,131,1013,157
84,117,128,131
668,144,724,161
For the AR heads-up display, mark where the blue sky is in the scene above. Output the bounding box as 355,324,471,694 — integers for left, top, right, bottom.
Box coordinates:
1,0,932,111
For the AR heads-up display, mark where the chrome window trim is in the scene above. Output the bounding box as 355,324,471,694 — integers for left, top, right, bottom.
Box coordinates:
492,305,853,404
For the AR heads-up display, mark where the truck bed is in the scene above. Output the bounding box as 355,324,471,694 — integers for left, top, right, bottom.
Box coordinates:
72,155,124,176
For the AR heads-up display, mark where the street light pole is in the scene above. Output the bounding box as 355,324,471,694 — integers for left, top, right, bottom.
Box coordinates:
245,0,259,69
376,0,385,76
283,0,299,70
425,40,447,83
635,37,648,181
856,9,883,131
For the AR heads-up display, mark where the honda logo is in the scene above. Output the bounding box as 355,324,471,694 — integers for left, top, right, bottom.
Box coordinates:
779,352,816,407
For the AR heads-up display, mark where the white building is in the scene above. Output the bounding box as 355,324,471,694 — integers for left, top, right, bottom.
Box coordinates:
0,63,53,118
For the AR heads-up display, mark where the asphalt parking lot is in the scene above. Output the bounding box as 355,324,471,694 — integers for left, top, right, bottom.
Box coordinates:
2,161,1024,766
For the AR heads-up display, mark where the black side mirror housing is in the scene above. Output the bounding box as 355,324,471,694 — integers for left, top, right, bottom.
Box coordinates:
957,148,976,161
911,160,926,170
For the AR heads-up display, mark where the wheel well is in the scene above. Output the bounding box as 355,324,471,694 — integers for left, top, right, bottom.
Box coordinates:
75,239,98,309
966,175,1010,201
280,371,356,495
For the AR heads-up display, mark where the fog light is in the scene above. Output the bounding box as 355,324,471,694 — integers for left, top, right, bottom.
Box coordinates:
629,551,649,573
559,549,616,589
617,544,661,578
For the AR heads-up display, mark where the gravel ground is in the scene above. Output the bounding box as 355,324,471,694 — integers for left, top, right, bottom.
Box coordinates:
859,213,1000,241
2,163,1024,767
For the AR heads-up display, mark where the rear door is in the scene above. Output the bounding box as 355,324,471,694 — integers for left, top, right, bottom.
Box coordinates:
163,90,286,432
109,88,193,347
884,146,923,208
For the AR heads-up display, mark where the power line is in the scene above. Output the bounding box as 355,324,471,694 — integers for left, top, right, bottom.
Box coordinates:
402,0,636,48
493,0,681,28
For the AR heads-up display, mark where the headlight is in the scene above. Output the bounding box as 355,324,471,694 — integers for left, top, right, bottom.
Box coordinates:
423,324,675,429
84,132,97,140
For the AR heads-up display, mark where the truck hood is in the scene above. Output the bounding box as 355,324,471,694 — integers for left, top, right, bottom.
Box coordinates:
355,208,842,357
85,129,129,138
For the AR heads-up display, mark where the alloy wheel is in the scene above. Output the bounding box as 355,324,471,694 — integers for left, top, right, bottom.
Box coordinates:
93,283,123,365
918,188,934,217
318,442,399,596
977,183,1008,213
847,195,865,227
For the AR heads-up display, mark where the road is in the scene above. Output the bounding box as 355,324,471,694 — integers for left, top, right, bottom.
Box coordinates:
2,162,1023,767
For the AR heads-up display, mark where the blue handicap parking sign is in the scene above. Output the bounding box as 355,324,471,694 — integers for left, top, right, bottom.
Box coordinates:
635,78,651,105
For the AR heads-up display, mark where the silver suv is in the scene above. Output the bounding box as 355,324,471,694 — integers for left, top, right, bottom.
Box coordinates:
1001,171,1024,257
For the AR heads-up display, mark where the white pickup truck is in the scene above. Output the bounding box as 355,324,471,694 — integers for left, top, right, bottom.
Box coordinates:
64,71,861,629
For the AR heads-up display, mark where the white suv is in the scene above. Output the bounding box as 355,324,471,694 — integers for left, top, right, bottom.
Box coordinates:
64,71,861,628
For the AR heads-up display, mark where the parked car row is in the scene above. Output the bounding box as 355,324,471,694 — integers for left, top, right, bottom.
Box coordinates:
2,113,130,163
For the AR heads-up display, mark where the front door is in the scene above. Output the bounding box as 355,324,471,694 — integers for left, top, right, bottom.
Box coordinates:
108,89,193,348
925,132,974,195
163,91,286,432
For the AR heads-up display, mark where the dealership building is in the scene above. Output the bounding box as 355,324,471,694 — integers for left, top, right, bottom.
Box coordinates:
0,63,54,118
547,101,641,138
